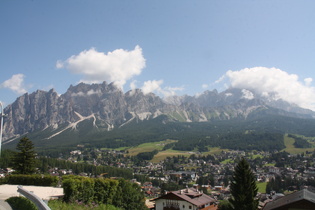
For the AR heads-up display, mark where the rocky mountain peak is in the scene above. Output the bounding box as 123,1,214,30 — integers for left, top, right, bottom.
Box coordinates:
2,82,315,143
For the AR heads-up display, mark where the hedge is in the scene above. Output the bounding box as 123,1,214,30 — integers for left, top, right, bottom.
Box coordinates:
62,176,147,210
4,174,59,186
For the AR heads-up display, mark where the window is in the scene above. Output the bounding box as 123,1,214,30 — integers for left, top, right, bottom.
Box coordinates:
189,206,192,209
183,205,185,208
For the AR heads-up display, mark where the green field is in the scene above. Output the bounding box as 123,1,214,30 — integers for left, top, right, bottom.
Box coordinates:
293,134,315,142
220,158,233,164
263,163,275,167
152,147,227,163
127,139,177,156
151,149,192,163
101,147,128,151
251,154,263,159
256,182,267,193
203,147,227,155
104,133,315,163
121,141,229,162
282,134,314,154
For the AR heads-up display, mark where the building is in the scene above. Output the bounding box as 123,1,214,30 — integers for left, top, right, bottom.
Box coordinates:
263,189,315,210
153,187,217,210
168,171,199,183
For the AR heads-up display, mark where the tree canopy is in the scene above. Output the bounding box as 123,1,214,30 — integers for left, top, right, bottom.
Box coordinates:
229,158,258,210
12,136,37,174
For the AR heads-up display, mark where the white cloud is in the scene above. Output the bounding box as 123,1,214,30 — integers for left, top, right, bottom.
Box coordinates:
161,86,184,97
221,67,315,110
128,80,138,96
56,45,146,88
202,84,208,89
1,74,27,94
215,75,226,84
70,89,102,97
140,80,183,97
304,78,312,86
56,60,64,69
241,89,254,100
130,80,137,90
141,80,163,95
195,92,202,98
87,89,102,96
71,91,85,97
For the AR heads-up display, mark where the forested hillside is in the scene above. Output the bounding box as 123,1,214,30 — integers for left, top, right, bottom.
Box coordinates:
4,112,315,156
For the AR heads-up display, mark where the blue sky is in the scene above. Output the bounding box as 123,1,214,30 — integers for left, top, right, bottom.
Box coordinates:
1,1,315,110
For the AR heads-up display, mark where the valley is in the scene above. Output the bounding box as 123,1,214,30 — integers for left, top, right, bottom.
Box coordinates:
2,82,315,209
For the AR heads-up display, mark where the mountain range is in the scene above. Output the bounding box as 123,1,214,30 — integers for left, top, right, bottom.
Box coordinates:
2,81,315,150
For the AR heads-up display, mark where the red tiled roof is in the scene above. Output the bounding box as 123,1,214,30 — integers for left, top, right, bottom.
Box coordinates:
154,188,215,207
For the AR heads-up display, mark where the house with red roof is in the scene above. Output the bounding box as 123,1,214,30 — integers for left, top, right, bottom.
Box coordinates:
152,187,217,210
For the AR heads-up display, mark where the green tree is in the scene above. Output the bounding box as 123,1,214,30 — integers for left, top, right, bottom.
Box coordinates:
229,158,258,210
266,175,284,193
113,179,147,210
6,196,37,210
218,200,233,210
0,149,15,168
12,136,37,174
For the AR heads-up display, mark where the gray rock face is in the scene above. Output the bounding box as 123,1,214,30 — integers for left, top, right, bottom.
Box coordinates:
2,82,314,141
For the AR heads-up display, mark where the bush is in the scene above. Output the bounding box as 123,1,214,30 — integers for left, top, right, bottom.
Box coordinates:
6,196,37,210
48,199,120,210
218,200,232,210
4,174,59,186
62,176,147,209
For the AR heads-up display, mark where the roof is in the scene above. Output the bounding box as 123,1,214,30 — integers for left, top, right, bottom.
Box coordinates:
169,171,196,175
263,189,315,210
153,187,215,207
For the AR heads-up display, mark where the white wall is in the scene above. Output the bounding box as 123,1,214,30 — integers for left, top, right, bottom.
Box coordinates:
155,199,197,210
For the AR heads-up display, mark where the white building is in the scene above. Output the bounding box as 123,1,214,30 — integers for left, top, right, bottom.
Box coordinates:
153,187,216,210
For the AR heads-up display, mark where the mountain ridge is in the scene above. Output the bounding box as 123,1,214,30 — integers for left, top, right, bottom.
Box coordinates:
2,81,315,146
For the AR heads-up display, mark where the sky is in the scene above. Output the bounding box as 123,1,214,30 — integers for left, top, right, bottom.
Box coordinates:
1,1,315,110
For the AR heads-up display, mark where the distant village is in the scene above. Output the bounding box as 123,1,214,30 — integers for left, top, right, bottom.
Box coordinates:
2,146,313,209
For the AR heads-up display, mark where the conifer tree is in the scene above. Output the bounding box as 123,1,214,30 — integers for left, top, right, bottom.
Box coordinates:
12,136,37,174
229,158,258,210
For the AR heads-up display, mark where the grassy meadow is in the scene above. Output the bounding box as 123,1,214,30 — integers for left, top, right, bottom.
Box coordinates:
256,182,267,193
282,134,315,154
126,139,177,156
122,139,228,163
100,133,315,163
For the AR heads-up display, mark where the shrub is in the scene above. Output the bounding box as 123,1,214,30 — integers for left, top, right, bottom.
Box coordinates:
48,199,120,210
62,176,147,209
4,174,59,186
6,196,37,210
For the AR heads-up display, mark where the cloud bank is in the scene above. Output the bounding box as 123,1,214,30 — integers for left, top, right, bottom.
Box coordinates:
57,46,146,88
1,74,27,95
221,67,315,110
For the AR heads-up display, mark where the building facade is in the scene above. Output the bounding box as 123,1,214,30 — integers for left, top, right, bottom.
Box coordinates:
153,187,217,210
